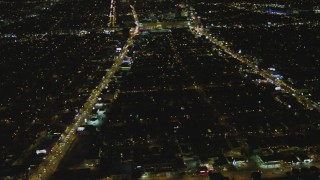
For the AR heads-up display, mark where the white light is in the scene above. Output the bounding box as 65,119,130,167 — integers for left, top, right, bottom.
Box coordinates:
36,149,47,155
77,127,85,132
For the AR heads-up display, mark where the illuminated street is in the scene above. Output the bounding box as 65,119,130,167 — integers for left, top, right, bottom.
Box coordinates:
28,25,138,180
1,0,320,179
188,9,320,113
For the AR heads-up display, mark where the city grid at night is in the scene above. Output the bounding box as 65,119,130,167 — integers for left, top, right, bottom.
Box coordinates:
0,0,320,179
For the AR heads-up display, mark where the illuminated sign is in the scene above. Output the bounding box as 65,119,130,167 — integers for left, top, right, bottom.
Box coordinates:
36,149,47,155
116,48,122,52
77,127,85,132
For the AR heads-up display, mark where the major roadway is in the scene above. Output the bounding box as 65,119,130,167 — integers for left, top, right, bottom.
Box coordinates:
108,0,116,27
187,9,320,113
29,18,139,180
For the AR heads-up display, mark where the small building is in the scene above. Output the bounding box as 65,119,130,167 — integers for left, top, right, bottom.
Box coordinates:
257,154,281,169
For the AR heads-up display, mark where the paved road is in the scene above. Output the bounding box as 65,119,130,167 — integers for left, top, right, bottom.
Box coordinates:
108,0,116,27
28,4,140,179
187,9,320,113
29,30,137,180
